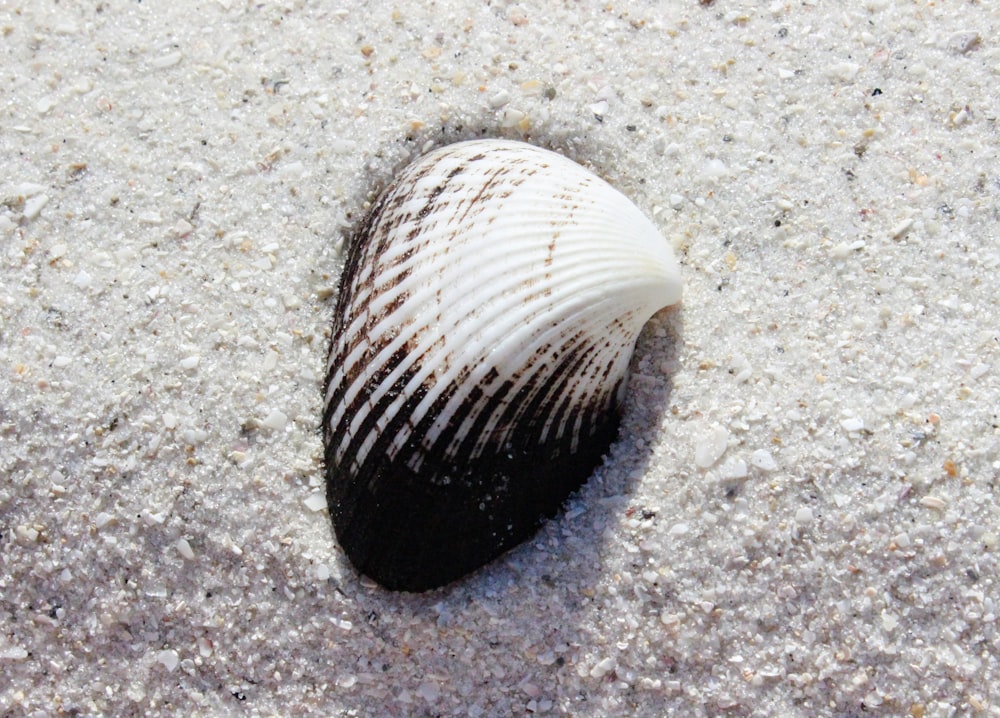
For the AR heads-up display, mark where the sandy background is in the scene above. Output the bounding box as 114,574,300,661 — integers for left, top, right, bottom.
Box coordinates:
2,1,999,716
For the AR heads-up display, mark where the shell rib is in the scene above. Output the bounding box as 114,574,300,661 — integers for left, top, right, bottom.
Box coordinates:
323,139,681,591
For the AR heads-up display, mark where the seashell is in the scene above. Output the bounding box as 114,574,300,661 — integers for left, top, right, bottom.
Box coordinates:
323,139,681,591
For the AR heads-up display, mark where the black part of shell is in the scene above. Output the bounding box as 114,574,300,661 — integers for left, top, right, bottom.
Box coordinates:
324,385,621,592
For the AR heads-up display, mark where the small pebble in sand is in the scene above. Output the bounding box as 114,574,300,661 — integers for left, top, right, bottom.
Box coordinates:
890,218,914,239
156,649,179,672
176,538,195,560
694,424,730,468
750,450,778,472
23,194,49,221
260,409,288,431
840,416,865,432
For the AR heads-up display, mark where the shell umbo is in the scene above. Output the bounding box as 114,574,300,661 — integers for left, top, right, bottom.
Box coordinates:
323,139,681,591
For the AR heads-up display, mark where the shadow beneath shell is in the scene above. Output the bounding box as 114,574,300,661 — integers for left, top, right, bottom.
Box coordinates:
493,302,684,592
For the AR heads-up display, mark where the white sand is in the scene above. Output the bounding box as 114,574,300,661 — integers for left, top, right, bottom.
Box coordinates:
2,1,998,716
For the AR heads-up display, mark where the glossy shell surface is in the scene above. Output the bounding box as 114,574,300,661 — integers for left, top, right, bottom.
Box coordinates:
323,139,681,591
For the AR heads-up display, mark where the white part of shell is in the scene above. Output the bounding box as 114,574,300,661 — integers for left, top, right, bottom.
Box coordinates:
325,140,680,474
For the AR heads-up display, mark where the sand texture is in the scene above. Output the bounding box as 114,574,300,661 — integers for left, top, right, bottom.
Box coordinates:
1,1,998,716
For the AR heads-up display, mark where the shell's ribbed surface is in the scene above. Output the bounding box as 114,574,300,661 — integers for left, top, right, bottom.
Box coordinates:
323,139,681,591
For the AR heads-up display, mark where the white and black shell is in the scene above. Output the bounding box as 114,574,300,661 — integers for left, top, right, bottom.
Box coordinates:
322,139,681,591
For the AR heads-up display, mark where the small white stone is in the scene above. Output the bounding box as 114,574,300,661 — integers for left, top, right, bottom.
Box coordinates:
176,538,195,560
700,158,728,181
795,507,814,525
829,240,865,258
11,182,47,197
72,270,93,289
863,692,883,708
950,107,971,127
840,416,865,432
260,409,288,431
304,493,327,512
660,611,680,628
52,355,72,368
590,656,616,678
694,424,729,468
920,496,947,510
172,219,194,238
183,428,208,445
827,61,859,81
488,90,511,109
23,194,50,220
750,449,778,472
141,509,166,525
890,218,914,239
157,649,179,671
777,585,797,600
500,108,526,128
263,350,279,371
15,525,39,543
179,355,200,370
0,645,29,661
590,99,609,117
947,31,981,54
719,458,748,480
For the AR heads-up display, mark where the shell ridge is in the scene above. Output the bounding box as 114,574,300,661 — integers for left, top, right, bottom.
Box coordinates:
329,273,651,480
333,267,623,462
412,289,642,464
427,297,626,457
